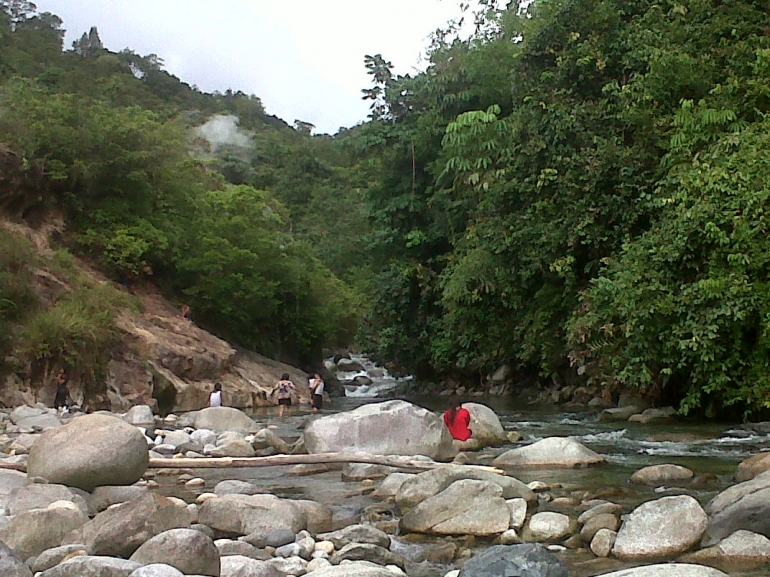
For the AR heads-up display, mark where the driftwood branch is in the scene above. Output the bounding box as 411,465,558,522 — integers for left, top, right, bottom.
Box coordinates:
149,453,505,474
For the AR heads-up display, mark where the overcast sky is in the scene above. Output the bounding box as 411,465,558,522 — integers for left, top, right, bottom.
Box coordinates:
34,1,470,134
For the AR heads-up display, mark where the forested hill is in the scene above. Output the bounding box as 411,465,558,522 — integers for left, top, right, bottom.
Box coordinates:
2,1,770,417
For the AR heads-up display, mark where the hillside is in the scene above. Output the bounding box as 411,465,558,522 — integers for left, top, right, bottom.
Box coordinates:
0,216,310,413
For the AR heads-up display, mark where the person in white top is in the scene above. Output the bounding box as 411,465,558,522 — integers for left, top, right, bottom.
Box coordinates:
310,372,325,412
209,383,223,407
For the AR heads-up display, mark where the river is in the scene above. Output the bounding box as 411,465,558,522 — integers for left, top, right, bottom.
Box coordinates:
158,381,769,577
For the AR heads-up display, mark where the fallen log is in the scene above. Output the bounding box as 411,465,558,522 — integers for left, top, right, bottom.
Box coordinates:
149,452,505,475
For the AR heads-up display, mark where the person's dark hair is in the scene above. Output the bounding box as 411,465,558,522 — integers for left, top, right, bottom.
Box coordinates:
214,383,222,392
281,373,290,380
446,397,461,426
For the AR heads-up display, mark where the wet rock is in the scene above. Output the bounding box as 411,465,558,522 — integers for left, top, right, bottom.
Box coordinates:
337,358,364,372
303,400,457,461
597,406,640,423
578,502,622,525
613,495,708,560
631,464,694,486
735,453,770,483
401,479,510,535
332,542,405,568
580,513,620,543
628,407,677,424
129,528,220,576
702,470,770,546
493,437,605,468
458,543,568,577
27,413,149,491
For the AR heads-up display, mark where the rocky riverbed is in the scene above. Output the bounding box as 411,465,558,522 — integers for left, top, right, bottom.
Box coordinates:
0,399,769,576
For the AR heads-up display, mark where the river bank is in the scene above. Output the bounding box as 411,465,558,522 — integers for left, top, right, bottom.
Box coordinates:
1,395,770,576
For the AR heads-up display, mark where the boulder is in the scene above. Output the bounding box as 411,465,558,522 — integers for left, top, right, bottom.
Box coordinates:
735,453,770,483
303,400,457,461
213,480,264,496
251,429,290,454
27,413,149,491
580,513,620,543
64,492,191,557
10,405,46,424
342,463,396,481
0,501,88,558
17,412,61,431
123,405,156,427
457,403,507,448
0,469,29,509
525,512,577,543
372,472,414,499
37,556,141,576
129,566,184,577
194,407,259,433
207,440,255,458
129,528,220,576
191,429,218,447
337,358,365,372
702,470,770,545
578,502,622,525
458,543,568,577
6,483,89,516
590,529,617,557
493,437,605,468
219,555,283,577
0,540,32,577
292,499,333,533
597,406,641,423
31,544,91,573
507,498,528,530
88,486,149,514
682,529,770,571
594,564,727,577
298,562,395,576
162,430,192,447
401,479,510,535
612,495,708,560
331,543,404,568
628,407,677,424
198,494,304,537
395,466,535,514
319,524,391,549
630,464,694,486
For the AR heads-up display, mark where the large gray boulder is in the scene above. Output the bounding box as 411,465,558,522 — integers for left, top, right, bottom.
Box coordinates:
613,495,708,560
198,494,304,537
395,465,535,514
595,564,727,576
303,400,457,461
88,486,149,514
0,501,88,558
630,464,694,486
27,414,149,491
456,403,508,449
193,408,259,433
0,540,32,577
31,544,91,573
735,453,770,482
458,543,568,577
401,479,510,535
129,529,220,576
123,405,156,427
38,556,141,577
63,493,191,557
525,512,577,542
493,437,605,468
702,470,770,545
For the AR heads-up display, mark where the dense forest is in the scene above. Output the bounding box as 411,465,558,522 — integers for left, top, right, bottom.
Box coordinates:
1,0,770,416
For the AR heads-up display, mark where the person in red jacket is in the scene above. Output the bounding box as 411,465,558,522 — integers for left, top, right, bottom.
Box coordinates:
443,398,472,441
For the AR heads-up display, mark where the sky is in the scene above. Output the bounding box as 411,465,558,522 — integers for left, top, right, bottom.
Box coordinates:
34,1,471,134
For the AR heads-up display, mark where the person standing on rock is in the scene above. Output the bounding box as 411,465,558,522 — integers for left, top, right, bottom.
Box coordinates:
310,372,325,412
209,382,223,407
275,373,297,418
443,398,472,441
53,368,71,411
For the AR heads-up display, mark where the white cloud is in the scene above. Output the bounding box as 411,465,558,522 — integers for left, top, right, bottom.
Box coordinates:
35,0,470,133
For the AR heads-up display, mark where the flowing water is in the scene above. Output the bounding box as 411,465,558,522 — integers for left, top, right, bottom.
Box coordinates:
158,366,770,577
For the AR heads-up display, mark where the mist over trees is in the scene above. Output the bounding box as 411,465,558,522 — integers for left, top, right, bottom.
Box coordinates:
2,0,770,415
